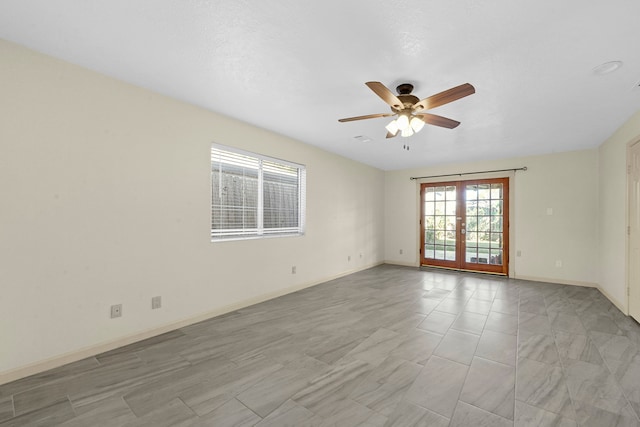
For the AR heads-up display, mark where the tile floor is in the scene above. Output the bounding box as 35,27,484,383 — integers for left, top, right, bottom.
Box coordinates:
2,265,640,426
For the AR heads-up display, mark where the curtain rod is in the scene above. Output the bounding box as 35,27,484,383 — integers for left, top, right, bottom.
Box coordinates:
409,166,527,181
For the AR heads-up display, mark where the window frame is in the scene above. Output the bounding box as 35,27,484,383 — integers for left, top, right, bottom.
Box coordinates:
211,143,306,242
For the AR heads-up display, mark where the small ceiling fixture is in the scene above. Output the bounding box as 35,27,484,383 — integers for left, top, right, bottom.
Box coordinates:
593,61,623,76
338,81,475,139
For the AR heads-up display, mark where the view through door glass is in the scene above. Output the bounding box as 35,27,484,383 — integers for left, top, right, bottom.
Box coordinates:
421,178,509,275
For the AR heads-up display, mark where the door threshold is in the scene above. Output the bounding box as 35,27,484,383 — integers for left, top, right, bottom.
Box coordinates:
419,265,507,276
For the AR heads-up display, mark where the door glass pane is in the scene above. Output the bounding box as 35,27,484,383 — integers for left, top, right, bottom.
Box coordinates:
466,185,477,200
490,233,502,248
466,200,477,216
491,200,503,215
425,230,435,244
425,188,435,201
491,183,503,199
478,216,490,232
445,216,456,230
478,200,490,214
466,246,477,263
425,202,435,215
445,246,456,261
424,244,435,259
466,231,477,244
445,230,456,242
446,201,457,216
478,184,491,200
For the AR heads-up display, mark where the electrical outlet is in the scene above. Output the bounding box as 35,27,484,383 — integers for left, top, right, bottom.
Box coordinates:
399,249,403,255
517,250,522,257
110,304,122,318
555,260,562,268
348,255,351,261
291,266,296,274
152,296,161,309
359,253,363,258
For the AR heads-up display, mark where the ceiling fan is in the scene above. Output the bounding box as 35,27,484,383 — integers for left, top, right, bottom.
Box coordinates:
338,81,475,138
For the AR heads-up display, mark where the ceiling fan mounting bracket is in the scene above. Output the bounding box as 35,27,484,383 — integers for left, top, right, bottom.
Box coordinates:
396,83,414,95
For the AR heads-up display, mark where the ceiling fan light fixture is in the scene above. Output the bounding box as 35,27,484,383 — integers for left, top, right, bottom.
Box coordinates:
401,127,414,137
385,119,399,135
396,114,410,131
410,116,425,133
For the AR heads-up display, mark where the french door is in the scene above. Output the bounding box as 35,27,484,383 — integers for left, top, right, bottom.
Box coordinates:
420,178,509,275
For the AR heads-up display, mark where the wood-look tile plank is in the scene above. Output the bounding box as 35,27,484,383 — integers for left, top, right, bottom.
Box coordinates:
236,367,308,417
516,357,575,419
255,399,321,426
195,398,260,427
450,401,512,427
404,355,468,418
0,357,100,399
459,357,515,420
476,329,517,366
417,310,457,335
291,359,373,418
122,397,197,427
433,329,479,365
515,400,577,427
383,400,450,427
61,396,136,427
122,355,235,417
350,357,422,417
0,398,75,427
0,398,12,423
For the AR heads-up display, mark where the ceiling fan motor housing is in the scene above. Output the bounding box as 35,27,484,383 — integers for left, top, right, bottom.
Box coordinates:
395,84,419,110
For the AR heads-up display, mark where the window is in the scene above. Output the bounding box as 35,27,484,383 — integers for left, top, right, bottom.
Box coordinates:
211,144,306,240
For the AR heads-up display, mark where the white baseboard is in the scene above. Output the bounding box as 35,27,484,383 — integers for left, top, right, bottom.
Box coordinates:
0,262,383,386
597,284,628,315
383,260,419,268
514,274,598,288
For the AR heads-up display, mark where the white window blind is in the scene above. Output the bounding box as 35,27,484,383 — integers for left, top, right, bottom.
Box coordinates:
211,144,306,240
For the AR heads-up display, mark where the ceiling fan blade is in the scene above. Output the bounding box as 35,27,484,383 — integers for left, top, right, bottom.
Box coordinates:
386,131,398,139
415,113,461,129
338,113,394,123
413,83,475,111
365,82,404,111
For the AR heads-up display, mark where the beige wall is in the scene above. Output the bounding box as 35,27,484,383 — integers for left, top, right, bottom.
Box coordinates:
384,149,600,286
0,40,385,380
598,110,640,310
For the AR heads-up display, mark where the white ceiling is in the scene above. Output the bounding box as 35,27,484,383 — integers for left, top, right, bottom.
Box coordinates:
1,1,640,170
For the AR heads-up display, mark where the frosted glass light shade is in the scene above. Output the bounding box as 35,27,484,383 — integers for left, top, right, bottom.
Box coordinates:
401,127,414,137
410,116,425,132
385,120,399,135
396,114,410,131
